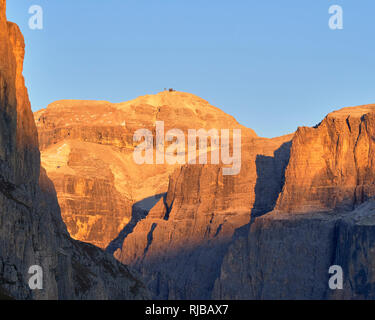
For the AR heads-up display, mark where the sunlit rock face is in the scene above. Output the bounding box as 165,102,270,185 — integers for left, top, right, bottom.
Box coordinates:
276,105,375,213
34,91,257,249
0,0,148,300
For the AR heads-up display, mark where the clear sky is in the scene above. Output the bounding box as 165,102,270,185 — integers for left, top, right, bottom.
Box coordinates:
6,0,375,138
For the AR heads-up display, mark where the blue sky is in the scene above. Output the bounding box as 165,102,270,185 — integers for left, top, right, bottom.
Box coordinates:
6,0,375,138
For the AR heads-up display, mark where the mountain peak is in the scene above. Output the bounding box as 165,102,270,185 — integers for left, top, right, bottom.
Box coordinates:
118,91,211,109
328,104,375,119
35,92,258,138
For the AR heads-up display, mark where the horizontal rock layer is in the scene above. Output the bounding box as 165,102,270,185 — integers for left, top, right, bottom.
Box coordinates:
35,92,257,249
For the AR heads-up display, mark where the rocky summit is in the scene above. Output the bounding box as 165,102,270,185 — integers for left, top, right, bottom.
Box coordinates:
34,91,256,249
0,0,148,300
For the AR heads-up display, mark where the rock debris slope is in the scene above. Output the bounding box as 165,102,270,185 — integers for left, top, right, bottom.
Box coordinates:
0,0,148,300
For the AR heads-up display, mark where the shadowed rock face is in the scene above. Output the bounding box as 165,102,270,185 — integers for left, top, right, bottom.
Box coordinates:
0,0,148,300
114,134,292,299
213,200,375,300
328,200,375,300
213,212,339,299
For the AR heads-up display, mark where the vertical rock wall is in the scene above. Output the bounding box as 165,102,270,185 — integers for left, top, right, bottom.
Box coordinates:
0,0,148,300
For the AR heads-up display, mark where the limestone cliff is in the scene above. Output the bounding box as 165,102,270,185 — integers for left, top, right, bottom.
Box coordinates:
213,200,375,300
277,105,375,213
34,92,256,248
114,133,292,299
0,0,148,299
